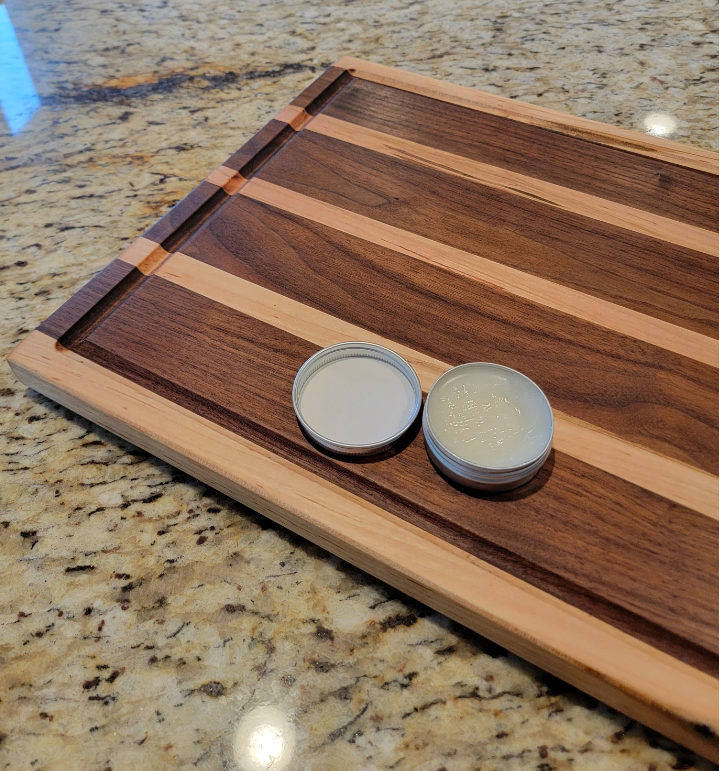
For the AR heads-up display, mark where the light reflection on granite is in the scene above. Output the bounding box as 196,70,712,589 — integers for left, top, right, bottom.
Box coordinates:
0,0,717,768
642,112,679,138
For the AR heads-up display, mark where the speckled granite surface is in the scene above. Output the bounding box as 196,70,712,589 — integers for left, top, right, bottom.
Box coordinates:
0,0,717,769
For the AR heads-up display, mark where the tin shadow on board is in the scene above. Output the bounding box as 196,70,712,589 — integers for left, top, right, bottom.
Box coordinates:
298,405,554,501
431,448,556,501
297,407,423,465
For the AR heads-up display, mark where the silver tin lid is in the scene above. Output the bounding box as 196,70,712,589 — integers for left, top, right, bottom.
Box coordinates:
423,363,554,491
293,342,422,456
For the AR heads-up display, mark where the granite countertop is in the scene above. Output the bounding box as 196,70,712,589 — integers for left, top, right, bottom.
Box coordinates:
0,0,717,769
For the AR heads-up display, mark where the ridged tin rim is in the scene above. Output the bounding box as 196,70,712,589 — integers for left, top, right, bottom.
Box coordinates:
423,362,554,479
293,342,422,456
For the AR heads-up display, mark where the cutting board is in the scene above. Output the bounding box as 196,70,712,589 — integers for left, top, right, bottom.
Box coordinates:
9,58,719,760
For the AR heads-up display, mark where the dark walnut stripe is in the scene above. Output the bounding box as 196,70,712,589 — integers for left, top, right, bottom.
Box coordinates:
223,119,296,175
144,181,228,251
290,65,353,115
75,277,719,671
37,259,142,341
323,78,719,232
179,195,719,475
258,131,718,339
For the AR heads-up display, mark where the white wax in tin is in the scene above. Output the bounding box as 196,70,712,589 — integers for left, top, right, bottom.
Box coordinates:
299,357,416,446
426,365,551,468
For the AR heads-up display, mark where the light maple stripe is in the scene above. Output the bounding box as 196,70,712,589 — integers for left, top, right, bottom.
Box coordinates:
205,165,246,195
275,104,312,131
239,178,719,368
305,114,718,257
149,251,719,520
118,236,169,274
332,57,720,175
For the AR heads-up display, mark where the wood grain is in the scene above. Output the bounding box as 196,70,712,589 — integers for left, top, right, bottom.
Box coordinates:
306,113,718,256
72,277,717,663
154,250,719,520
184,191,719,473
241,178,718,376
9,330,717,761
333,57,720,174
323,78,720,231
255,133,719,341
43,273,721,664
205,165,246,195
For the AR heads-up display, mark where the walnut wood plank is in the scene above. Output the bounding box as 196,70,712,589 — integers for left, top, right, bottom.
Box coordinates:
182,192,719,473
255,133,719,340
151,250,718,520
69,278,718,663
306,113,717,256
322,78,720,231
9,330,717,762
334,57,720,174
241,179,718,369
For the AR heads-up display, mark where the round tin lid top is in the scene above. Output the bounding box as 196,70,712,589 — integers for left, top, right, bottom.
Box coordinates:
293,342,422,456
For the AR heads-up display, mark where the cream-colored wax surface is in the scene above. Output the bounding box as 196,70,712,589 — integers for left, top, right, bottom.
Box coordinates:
426,364,552,468
298,357,417,445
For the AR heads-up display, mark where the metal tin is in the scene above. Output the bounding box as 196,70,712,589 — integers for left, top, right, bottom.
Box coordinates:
423,363,554,491
293,342,422,456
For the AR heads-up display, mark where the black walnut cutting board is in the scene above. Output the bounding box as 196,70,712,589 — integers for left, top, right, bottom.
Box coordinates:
8,57,719,760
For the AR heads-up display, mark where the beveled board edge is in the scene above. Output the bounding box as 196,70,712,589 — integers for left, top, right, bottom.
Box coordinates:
332,57,720,175
6,330,719,763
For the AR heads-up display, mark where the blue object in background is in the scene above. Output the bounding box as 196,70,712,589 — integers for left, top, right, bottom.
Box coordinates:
0,4,40,134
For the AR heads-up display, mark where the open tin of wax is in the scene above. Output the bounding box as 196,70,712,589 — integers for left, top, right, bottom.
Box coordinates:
293,342,422,456
423,363,554,491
